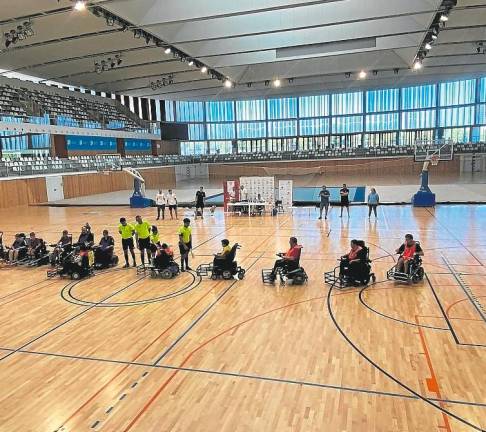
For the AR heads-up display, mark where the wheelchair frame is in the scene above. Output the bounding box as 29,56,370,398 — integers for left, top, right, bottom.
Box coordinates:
386,256,425,283
136,262,180,279
196,262,246,280
324,263,376,289
46,249,94,280
261,265,308,285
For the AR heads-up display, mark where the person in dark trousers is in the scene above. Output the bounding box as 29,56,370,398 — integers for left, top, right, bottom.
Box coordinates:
134,215,152,266
318,185,330,219
178,218,192,271
118,218,136,268
340,184,350,218
195,186,206,219
155,189,166,220
367,187,380,219
95,230,115,267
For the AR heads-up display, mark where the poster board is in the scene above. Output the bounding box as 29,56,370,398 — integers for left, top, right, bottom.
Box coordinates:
223,179,240,211
278,180,293,210
239,176,275,204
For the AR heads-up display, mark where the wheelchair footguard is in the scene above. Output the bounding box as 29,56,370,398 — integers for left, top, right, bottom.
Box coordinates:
387,265,425,283
324,265,376,289
47,264,94,280
197,263,246,280
138,262,180,279
262,267,308,285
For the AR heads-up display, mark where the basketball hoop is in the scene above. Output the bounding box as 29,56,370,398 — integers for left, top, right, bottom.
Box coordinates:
429,154,440,166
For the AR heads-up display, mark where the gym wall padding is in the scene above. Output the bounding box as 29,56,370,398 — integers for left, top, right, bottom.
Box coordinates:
0,177,47,208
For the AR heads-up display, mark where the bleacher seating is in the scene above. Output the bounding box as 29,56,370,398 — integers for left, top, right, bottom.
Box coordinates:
0,142,484,178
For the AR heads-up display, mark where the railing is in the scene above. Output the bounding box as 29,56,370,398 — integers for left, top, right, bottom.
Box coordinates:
0,142,484,178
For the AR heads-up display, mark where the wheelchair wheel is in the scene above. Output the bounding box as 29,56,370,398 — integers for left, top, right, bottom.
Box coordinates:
293,274,305,285
237,270,245,280
160,269,172,279
413,267,425,283
222,270,233,280
211,273,218,280
71,272,80,280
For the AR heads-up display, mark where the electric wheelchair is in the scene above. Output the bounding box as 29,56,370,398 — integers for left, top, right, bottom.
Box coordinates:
387,248,425,284
197,244,245,280
262,246,308,285
47,246,94,280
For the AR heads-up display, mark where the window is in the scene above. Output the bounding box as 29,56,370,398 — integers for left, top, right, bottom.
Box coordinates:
442,127,470,143
175,101,204,122
476,104,486,125
479,77,486,103
207,122,236,140
164,101,174,121
299,118,329,135
366,88,399,112
209,141,232,154
205,101,235,122
332,115,363,133
267,97,297,119
439,79,475,106
401,109,436,129
236,99,266,121
237,122,266,138
268,120,297,137
188,123,206,141
366,113,399,131
299,95,329,117
180,141,206,155
401,84,436,110
332,92,362,115
438,106,474,127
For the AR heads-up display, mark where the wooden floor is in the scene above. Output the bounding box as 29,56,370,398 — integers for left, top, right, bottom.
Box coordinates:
0,204,485,432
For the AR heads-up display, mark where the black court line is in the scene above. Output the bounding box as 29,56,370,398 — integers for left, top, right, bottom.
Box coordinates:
0,275,148,363
358,284,449,331
3,346,486,410
0,278,60,302
327,284,486,432
152,253,264,365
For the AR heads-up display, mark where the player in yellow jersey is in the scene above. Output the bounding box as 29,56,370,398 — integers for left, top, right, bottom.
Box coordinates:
118,218,136,268
134,215,152,266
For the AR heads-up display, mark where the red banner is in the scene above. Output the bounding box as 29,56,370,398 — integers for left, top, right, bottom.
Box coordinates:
223,179,240,211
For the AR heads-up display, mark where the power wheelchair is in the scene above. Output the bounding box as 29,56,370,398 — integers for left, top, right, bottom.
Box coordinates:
16,240,50,267
197,244,246,280
137,249,180,279
386,249,425,284
262,246,308,285
47,245,94,280
324,241,376,289
93,245,119,270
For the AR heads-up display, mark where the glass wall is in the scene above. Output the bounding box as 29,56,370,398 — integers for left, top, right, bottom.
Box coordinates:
167,76,486,154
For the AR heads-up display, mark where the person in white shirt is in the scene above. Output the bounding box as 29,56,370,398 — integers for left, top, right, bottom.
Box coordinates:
166,189,178,219
240,185,248,201
155,189,166,220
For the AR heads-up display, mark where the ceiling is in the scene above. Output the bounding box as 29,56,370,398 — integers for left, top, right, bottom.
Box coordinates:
0,0,485,100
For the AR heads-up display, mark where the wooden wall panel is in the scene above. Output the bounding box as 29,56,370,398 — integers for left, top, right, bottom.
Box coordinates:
140,167,176,189
0,177,47,209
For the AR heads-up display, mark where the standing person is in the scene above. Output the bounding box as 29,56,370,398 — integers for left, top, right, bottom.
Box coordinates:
155,189,166,221
195,186,206,219
134,215,152,266
118,218,136,268
178,218,192,271
340,183,350,218
318,185,331,220
367,187,380,219
167,189,178,220
150,225,161,259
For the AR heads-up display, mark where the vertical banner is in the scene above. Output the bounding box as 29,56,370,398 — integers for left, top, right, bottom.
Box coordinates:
223,179,240,211
278,180,293,211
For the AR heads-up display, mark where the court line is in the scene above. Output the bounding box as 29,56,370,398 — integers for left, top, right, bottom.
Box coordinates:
446,295,486,318
0,279,63,307
358,285,449,331
0,275,148,363
0,278,59,302
327,284,485,432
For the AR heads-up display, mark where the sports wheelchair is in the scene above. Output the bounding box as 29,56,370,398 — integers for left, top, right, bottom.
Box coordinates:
197,244,245,280
387,253,424,284
262,246,308,285
137,251,180,279
93,246,119,270
16,240,50,267
324,241,375,289
47,247,94,280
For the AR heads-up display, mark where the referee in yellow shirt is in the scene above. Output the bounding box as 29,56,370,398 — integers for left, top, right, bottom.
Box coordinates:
118,218,136,268
178,218,192,271
134,215,152,265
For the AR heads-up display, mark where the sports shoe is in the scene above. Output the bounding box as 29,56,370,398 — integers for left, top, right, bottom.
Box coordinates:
123,263,129,268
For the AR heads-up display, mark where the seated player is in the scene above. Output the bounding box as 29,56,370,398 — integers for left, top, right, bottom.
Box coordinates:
153,243,174,270
339,239,367,279
213,239,232,267
26,232,46,259
75,225,94,269
269,237,301,281
395,234,424,274
8,233,27,263
149,225,161,258
50,230,72,266
95,230,115,267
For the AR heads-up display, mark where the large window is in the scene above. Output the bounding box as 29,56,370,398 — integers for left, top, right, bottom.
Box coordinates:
401,110,436,130
180,141,206,155
438,106,474,127
299,95,329,117
207,122,236,140
332,92,362,115
236,99,266,121
175,101,204,122
237,122,266,139
439,79,475,106
366,113,399,131
188,123,206,141
299,118,329,136
267,97,297,119
332,115,363,134
366,88,399,112
401,84,436,110
206,101,235,122
209,141,232,154
268,120,297,137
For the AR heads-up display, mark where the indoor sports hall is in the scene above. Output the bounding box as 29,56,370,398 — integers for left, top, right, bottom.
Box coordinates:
0,1,485,431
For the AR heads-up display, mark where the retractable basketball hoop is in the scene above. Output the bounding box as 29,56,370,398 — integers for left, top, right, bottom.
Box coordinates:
412,139,454,207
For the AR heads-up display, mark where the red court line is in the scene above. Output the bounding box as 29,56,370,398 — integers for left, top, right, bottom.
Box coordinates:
415,316,452,432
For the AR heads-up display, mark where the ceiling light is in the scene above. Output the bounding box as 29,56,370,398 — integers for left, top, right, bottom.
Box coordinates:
345,72,351,78
273,79,281,87
358,70,367,79
200,66,208,73
393,68,399,75
74,1,86,11
188,60,194,66
372,70,378,76
288,77,294,83
413,59,423,70
224,79,233,88
440,13,449,22
247,82,252,88
164,47,171,54
424,42,432,50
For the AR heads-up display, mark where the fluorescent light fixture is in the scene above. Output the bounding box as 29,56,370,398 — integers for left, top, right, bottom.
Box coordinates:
74,1,87,11
164,47,171,54
358,70,367,79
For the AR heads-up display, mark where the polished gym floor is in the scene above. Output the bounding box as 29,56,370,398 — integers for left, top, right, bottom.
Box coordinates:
0,204,485,431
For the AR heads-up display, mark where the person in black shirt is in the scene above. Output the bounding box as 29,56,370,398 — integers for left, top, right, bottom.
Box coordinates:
76,226,94,269
195,186,206,219
8,233,27,262
95,229,115,267
27,232,46,259
318,185,331,219
340,184,350,218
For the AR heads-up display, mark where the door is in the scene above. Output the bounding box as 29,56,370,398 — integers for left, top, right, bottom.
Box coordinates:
46,176,64,202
